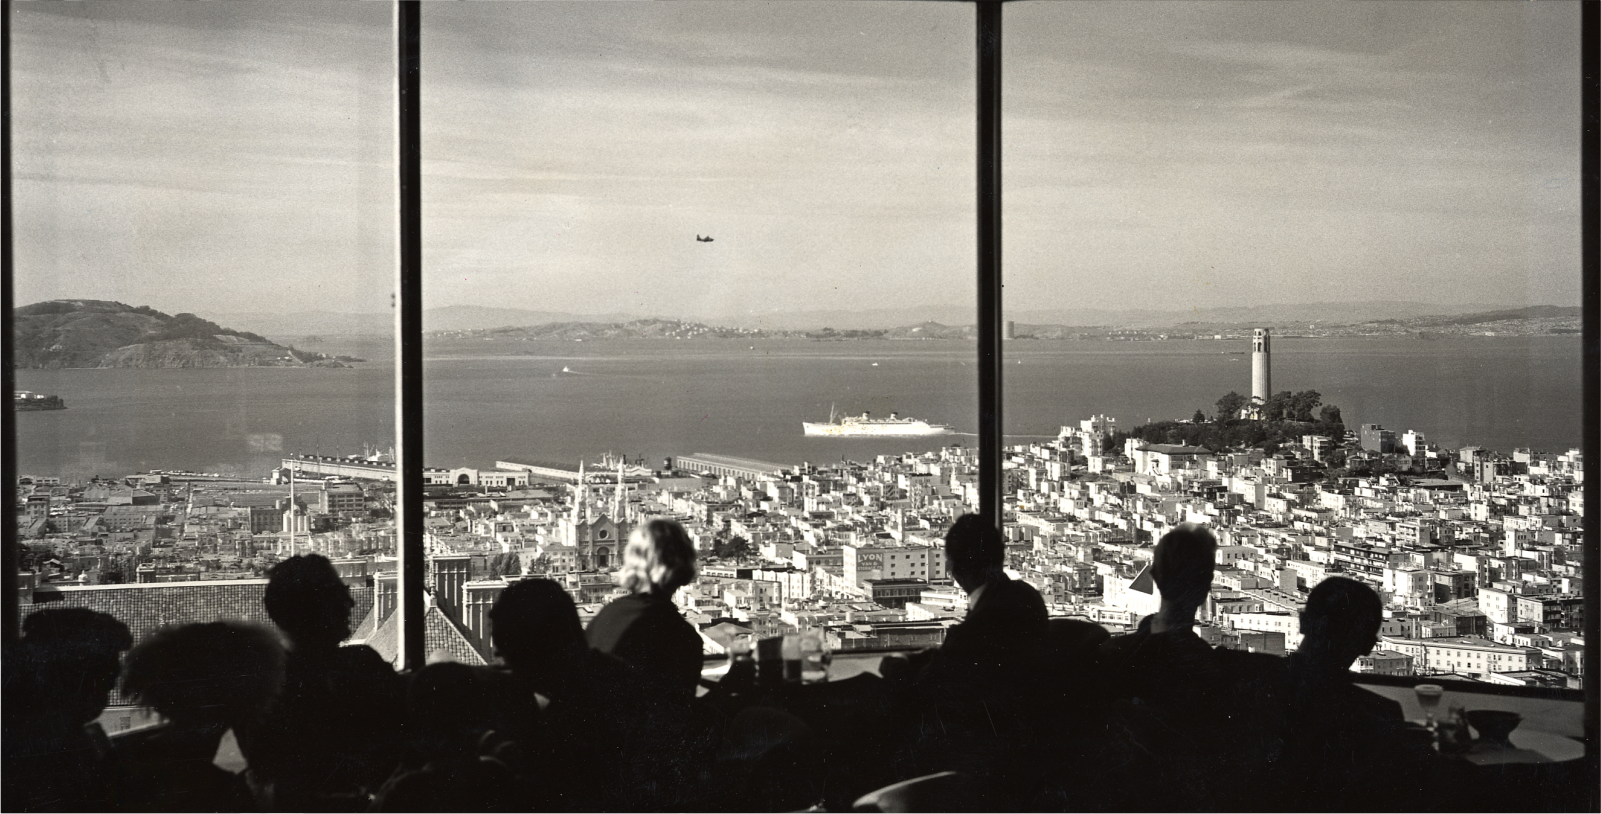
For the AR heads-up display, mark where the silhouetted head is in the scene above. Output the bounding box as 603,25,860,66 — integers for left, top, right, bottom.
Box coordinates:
944,514,1005,593
265,554,355,650
489,579,585,681
620,519,697,596
1150,523,1217,612
406,662,489,759
18,608,133,725
1299,577,1384,671
121,622,285,731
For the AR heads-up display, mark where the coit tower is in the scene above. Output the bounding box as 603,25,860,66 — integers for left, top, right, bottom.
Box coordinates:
1251,327,1271,408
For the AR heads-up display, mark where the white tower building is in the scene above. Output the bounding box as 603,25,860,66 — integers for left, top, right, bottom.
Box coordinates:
1251,328,1272,412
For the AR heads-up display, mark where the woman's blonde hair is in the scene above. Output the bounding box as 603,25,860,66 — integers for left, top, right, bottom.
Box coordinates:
620,519,697,595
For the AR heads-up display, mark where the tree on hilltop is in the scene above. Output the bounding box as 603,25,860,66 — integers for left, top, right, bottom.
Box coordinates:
1216,392,1248,422
1288,390,1322,422
1261,391,1294,421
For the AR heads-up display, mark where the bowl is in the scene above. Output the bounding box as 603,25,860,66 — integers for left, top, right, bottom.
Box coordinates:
1464,710,1522,746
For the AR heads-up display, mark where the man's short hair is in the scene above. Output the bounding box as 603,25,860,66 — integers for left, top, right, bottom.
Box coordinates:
489,578,584,658
944,514,1005,569
263,554,352,635
1151,523,1217,602
19,608,132,685
22,607,132,655
1301,576,1383,643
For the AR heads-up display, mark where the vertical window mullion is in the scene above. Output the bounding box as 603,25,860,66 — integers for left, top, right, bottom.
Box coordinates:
396,0,425,671
976,0,1004,533
1579,0,1599,774
2,0,17,645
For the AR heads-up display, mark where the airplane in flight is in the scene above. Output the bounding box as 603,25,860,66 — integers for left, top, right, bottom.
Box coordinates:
696,235,714,242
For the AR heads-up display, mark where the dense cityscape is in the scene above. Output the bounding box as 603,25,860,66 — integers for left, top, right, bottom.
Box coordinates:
12,320,1589,811
16,371,1585,695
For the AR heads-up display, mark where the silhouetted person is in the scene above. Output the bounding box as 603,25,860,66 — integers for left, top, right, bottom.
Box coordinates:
248,554,403,811
370,663,518,813
941,514,1050,649
910,514,1051,809
1278,577,1436,811
1095,523,1286,811
490,579,643,811
113,622,284,812
1291,577,1399,716
2,608,132,812
587,519,704,703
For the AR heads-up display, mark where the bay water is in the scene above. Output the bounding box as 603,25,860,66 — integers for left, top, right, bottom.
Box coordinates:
12,335,1584,480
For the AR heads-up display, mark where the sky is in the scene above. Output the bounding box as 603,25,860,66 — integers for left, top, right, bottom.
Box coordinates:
11,1,395,314
11,1,1583,321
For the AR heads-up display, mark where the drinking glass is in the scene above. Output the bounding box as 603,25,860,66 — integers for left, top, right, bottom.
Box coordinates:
800,628,831,684
781,631,806,683
1414,684,1444,728
728,636,753,666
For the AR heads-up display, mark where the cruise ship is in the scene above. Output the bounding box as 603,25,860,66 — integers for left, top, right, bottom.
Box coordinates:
14,391,66,411
803,410,953,437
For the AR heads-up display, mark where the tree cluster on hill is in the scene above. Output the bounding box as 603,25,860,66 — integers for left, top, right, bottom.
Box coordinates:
143,312,274,346
1212,389,1337,423
713,535,751,560
1106,390,1346,454
485,552,522,579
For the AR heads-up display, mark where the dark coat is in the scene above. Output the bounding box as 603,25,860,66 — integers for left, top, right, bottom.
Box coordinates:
1094,618,1292,811
586,592,703,703
938,576,1049,667
244,644,405,807
911,577,1051,808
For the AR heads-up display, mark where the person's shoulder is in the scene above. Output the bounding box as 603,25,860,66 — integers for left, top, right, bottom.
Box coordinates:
968,577,1047,631
626,594,694,632
1215,647,1286,672
994,576,1044,601
1095,617,1155,664
336,644,396,672
1216,648,1292,692
1045,618,1112,662
592,593,648,622
586,649,642,689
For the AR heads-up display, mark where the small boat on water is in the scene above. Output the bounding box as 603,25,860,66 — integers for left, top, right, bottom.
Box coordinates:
14,391,66,411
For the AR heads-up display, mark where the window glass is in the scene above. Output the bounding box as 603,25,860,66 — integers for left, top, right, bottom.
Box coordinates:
423,1,974,651
11,0,396,706
1003,1,1583,661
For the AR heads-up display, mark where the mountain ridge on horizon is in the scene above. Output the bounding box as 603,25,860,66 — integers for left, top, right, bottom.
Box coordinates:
203,299,1541,336
18,298,1576,348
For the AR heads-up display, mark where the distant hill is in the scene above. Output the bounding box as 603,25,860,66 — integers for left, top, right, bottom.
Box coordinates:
424,305,643,333
209,305,648,338
207,310,395,338
443,318,759,341
1402,305,1581,327
12,300,339,369
883,321,976,340
210,300,1562,336
717,301,1512,331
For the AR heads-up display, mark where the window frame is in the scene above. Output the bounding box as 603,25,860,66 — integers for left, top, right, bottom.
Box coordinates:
0,0,1595,755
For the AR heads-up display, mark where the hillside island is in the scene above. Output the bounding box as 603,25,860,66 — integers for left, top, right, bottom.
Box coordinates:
11,300,365,370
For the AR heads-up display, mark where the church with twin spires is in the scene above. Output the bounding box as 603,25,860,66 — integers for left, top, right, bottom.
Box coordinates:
557,460,634,570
